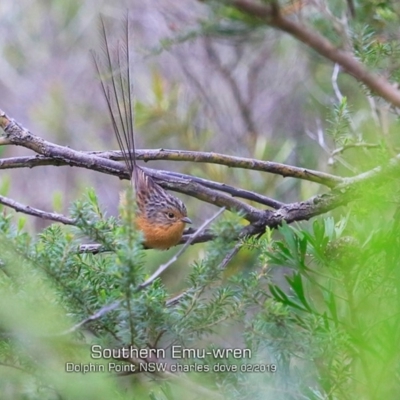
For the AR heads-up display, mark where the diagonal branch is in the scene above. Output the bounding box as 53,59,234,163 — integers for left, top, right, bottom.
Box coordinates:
164,171,283,209
0,110,125,176
0,194,75,225
231,0,400,108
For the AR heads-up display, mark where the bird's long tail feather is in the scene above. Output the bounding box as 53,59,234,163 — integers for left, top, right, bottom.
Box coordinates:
92,14,138,187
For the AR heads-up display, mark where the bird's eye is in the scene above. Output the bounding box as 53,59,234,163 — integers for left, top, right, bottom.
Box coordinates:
167,212,175,219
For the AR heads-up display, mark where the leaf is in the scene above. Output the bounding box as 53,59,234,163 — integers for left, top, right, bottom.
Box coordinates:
269,283,308,312
286,272,313,312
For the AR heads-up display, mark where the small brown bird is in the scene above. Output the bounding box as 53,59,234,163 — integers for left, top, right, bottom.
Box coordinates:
93,17,191,249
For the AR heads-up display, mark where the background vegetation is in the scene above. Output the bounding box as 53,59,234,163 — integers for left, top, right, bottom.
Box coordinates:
1,0,400,399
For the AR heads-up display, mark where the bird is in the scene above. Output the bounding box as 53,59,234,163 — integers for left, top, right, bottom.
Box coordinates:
92,16,192,249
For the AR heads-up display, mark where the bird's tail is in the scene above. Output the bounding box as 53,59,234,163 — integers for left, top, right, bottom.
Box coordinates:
92,13,138,187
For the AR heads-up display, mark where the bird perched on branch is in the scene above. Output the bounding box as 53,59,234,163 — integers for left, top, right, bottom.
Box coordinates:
92,16,192,249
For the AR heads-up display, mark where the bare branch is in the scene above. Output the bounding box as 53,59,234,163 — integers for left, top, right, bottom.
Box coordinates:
58,301,120,335
164,171,284,209
0,110,125,176
219,242,242,270
0,148,342,188
0,194,75,225
0,108,344,225
124,150,342,187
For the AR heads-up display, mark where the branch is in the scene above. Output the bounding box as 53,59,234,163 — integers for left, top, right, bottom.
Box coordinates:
0,149,342,189
0,194,75,225
0,110,341,188
114,149,342,188
78,230,216,254
165,171,284,209
218,242,242,270
231,0,400,108
58,301,120,335
0,110,124,176
331,142,381,157
145,168,262,222
0,111,262,220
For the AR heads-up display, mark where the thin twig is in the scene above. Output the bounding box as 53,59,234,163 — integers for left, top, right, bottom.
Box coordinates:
312,119,358,173
332,63,343,102
58,301,120,335
219,242,242,270
331,142,381,157
166,291,186,307
78,243,107,254
78,230,216,254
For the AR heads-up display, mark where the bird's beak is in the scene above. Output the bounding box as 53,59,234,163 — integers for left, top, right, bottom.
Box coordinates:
181,217,192,224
